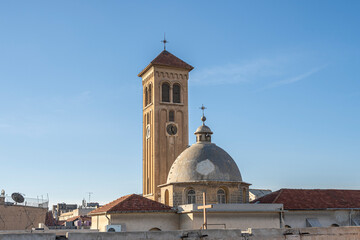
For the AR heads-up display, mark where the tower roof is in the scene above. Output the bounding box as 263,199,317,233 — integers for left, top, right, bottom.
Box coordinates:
89,194,173,215
138,50,193,77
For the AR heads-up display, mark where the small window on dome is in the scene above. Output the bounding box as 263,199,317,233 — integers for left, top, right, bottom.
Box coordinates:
187,189,196,204
217,189,226,204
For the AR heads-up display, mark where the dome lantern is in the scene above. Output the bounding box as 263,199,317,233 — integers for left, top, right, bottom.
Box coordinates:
195,105,213,143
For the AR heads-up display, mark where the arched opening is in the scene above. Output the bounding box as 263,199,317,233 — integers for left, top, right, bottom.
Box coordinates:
165,190,169,206
169,110,175,122
173,84,181,103
149,227,161,231
145,87,148,106
285,225,292,228
187,189,196,204
148,84,152,104
162,83,170,102
217,189,226,204
331,224,340,227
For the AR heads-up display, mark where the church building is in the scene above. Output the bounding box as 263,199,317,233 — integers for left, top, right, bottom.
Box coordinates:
89,48,283,232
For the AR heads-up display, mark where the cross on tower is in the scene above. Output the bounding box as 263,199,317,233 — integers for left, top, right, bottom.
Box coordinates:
161,33,168,50
197,192,213,229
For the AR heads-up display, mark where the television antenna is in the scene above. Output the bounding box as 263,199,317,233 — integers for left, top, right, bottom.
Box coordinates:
86,192,93,203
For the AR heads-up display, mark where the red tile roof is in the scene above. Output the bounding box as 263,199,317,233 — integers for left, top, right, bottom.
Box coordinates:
253,189,360,210
66,215,91,222
89,194,174,215
138,50,193,76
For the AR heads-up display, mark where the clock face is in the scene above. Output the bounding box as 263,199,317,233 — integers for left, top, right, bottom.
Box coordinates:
166,123,177,135
146,125,150,139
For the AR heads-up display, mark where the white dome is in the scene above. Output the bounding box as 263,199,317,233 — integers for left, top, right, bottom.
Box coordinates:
167,142,242,184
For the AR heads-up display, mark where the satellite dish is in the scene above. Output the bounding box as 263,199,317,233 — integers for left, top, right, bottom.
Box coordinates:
11,192,24,203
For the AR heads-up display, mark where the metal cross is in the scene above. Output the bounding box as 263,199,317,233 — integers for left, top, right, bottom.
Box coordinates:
200,104,206,117
161,33,168,50
197,192,213,229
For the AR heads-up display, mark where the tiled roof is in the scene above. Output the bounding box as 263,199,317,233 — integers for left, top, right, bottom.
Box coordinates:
253,189,360,210
66,215,91,222
89,194,174,215
138,50,193,76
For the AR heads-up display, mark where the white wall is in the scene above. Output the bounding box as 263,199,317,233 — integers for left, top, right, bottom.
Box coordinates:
284,210,357,228
180,212,281,230
95,212,179,232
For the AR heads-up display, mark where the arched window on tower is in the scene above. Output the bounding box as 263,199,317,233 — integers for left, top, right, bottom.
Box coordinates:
217,189,226,204
187,189,196,204
162,83,170,102
148,84,152,104
173,84,181,103
169,110,175,122
145,87,148,106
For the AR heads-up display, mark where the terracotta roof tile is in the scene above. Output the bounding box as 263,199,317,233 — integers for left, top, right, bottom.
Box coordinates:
253,189,360,210
89,194,173,215
66,215,91,222
138,50,193,76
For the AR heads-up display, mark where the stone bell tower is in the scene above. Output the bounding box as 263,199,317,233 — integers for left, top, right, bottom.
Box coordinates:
138,48,193,201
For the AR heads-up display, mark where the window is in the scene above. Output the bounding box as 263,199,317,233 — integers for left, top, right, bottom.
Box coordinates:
169,110,175,122
187,189,196,204
217,189,226,204
149,228,161,231
145,87,148,106
165,190,169,206
148,84,152,104
173,84,181,103
162,83,170,102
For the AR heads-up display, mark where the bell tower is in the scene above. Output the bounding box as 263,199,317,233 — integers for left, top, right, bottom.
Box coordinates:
138,49,193,201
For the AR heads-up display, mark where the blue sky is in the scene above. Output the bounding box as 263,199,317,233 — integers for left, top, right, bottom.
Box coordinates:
0,1,359,206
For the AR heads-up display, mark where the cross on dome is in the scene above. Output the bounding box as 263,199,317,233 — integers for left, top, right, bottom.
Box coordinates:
200,104,207,125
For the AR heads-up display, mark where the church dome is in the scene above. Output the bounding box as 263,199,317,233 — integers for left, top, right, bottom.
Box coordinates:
166,142,242,184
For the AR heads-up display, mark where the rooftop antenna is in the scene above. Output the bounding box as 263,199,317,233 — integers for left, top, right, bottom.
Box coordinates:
86,192,93,203
161,33,168,50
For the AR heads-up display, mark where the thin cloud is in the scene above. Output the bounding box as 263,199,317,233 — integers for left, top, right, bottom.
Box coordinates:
265,65,326,89
191,58,283,86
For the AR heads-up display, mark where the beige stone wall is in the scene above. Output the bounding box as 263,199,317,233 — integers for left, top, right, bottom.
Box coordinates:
58,208,95,221
90,214,109,232
142,65,190,202
93,212,179,232
180,212,281,230
0,204,47,230
162,182,249,207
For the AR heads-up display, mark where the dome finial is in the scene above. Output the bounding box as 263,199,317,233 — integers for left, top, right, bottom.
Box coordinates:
200,104,207,125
